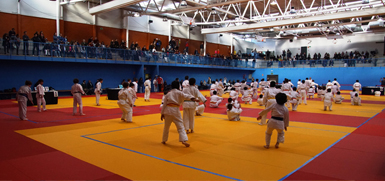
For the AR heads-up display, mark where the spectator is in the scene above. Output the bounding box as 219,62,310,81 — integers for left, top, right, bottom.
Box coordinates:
22,31,29,55
31,32,40,56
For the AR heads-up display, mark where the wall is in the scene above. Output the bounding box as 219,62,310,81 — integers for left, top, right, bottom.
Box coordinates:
0,60,139,90
275,33,385,57
252,67,384,89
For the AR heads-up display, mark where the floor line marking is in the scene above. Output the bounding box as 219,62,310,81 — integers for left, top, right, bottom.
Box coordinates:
0,111,38,124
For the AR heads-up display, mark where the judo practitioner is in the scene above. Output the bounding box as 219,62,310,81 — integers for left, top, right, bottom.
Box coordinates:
259,81,282,125
209,91,223,108
230,87,239,101
36,79,46,112
257,93,290,149
297,79,302,87
352,93,361,106
298,80,307,105
252,79,259,99
227,103,242,121
153,78,158,92
182,76,189,89
332,78,341,89
210,82,218,96
234,80,242,94
144,78,151,101
117,82,134,122
161,81,196,147
128,83,137,107
331,83,339,96
132,78,138,107
326,80,333,90
217,79,225,96
281,79,292,108
241,87,252,104
71,78,86,116
308,86,315,99
334,91,344,104
353,80,362,93
95,78,103,106
183,78,207,134
289,87,300,111
322,89,334,111
257,94,264,106
17,80,34,120
260,78,267,92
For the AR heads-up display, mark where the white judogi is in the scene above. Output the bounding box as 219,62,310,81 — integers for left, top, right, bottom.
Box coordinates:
310,81,318,88
323,92,334,111
288,81,294,87
230,90,239,101
128,87,137,106
161,89,194,143
257,98,264,106
234,82,242,93
36,84,46,112
144,80,151,101
332,80,341,89
259,81,266,91
350,91,358,105
318,89,325,99
259,103,289,146
252,81,259,99
241,89,252,104
308,87,315,98
297,81,302,87
353,82,362,92
210,95,223,108
195,93,206,116
153,79,158,92
160,95,165,110
227,107,243,121
335,95,344,104
182,80,189,89
217,81,224,96
117,88,133,122
240,83,248,96
298,84,307,105
260,87,282,125
95,82,102,105
326,82,333,90
331,85,339,95
17,85,33,120
281,83,292,108
133,82,138,105
210,84,218,96
289,91,300,111
71,83,85,115
183,86,206,131
352,96,361,105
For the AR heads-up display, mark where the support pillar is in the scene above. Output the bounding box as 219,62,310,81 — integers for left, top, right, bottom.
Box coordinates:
203,34,206,56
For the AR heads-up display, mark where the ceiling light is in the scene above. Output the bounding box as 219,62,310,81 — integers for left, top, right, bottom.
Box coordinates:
270,0,277,5
270,28,274,31
293,36,297,40
290,7,296,14
181,0,187,6
211,8,217,15
134,12,140,17
336,33,341,36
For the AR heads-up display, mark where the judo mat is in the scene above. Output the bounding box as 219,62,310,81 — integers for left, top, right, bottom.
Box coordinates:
1,90,385,180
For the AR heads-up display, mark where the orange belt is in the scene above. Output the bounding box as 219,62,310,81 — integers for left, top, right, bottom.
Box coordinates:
268,97,275,100
167,103,179,107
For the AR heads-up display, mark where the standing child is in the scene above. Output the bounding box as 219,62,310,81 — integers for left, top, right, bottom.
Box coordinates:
71,78,85,116
289,87,300,111
352,93,361,106
36,79,46,112
307,86,315,99
334,91,344,104
230,87,239,102
210,91,223,108
128,83,137,108
353,80,361,94
322,89,334,111
161,81,195,147
241,87,252,104
117,82,133,122
252,79,259,99
227,103,243,121
17,80,34,120
331,83,339,96
257,93,289,149
260,81,282,125
209,82,218,96
132,78,138,107
144,78,151,101
183,78,207,134
298,80,307,105
95,78,103,106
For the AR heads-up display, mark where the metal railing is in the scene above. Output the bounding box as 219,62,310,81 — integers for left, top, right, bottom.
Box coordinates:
1,39,384,68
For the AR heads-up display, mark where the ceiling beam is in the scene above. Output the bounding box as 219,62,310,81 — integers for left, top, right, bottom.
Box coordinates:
142,0,250,15
201,6,385,34
89,0,144,15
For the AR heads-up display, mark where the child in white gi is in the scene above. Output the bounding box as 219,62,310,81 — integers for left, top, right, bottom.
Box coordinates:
144,78,151,101
36,79,46,112
227,103,243,121
230,87,239,102
210,91,223,108
161,81,196,147
71,78,86,116
260,81,282,125
353,80,362,93
307,86,315,99
117,82,133,122
290,87,300,111
322,89,334,111
95,78,103,106
128,83,137,107
352,93,361,106
153,78,158,92
252,79,259,99
210,83,217,96
132,78,138,107
241,87,252,104
183,78,207,134
298,80,307,105
331,83,339,96
160,90,168,110
257,94,264,106
257,93,289,149
234,80,242,94
182,76,189,89
17,80,34,120
350,89,358,104
334,91,344,104
195,101,206,116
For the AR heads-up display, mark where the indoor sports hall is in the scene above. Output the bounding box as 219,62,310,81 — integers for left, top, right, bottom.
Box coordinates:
1,0,385,180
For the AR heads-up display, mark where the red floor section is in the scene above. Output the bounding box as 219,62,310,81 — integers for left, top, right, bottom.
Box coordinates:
284,110,385,180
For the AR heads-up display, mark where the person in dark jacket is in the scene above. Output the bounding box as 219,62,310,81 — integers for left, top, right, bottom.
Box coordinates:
32,33,41,56
23,31,29,55
2,33,10,54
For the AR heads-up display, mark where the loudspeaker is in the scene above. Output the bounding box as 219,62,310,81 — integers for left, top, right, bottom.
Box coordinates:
149,20,153,23
289,39,293,42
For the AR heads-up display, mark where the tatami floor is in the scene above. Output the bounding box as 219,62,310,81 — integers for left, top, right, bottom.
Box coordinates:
0,90,384,180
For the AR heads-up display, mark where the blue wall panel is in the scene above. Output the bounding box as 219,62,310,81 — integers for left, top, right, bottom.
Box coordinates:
252,67,384,90
0,60,139,90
